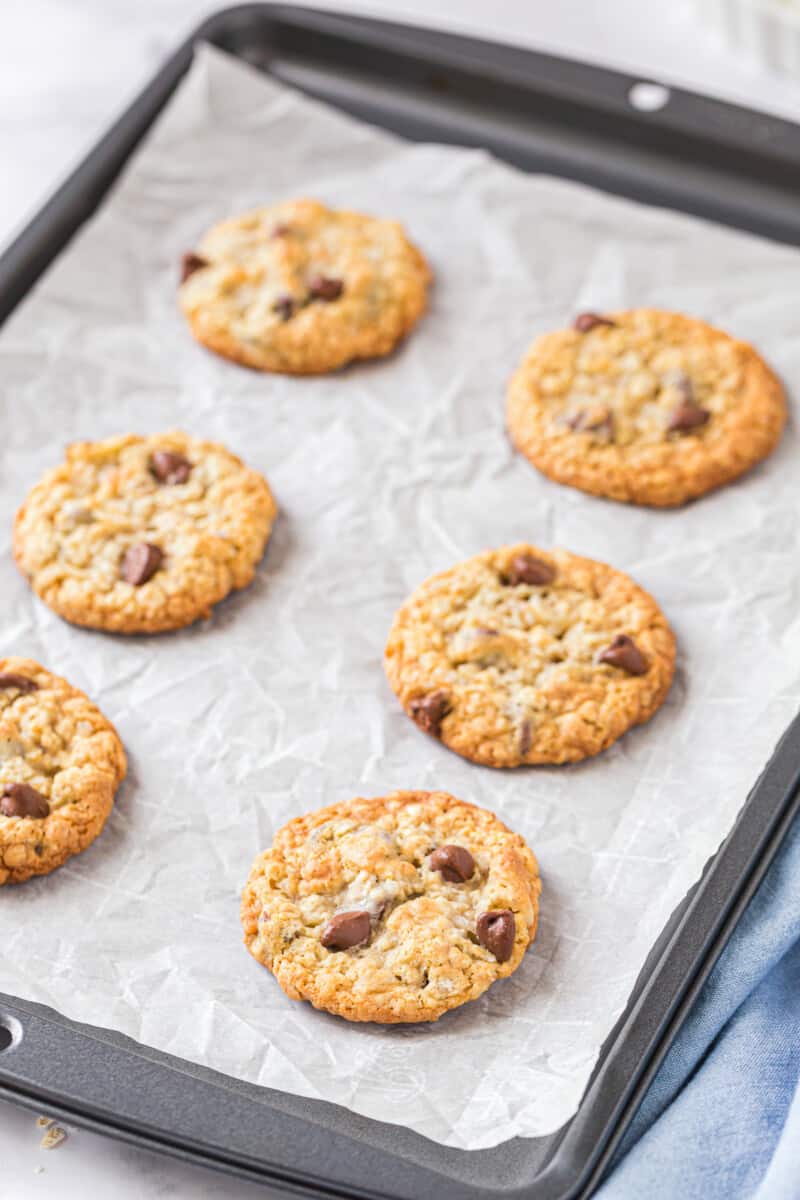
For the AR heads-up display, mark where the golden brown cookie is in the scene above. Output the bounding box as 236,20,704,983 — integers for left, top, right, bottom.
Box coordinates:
13,431,277,635
506,308,786,507
178,198,431,375
385,545,675,767
242,790,540,1023
0,658,126,884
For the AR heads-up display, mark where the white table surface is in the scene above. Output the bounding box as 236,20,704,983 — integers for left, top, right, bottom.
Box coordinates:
3,1,800,1195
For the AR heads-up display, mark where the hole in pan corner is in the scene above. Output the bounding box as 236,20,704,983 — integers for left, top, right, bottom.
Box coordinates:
628,81,671,113
0,1016,22,1052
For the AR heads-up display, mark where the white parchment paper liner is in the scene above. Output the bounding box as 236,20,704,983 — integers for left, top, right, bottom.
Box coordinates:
0,45,798,1150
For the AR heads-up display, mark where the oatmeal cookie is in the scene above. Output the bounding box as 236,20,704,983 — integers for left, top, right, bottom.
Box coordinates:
13,431,277,634
179,198,431,375
385,545,675,766
241,790,540,1023
507,309,786,506
0,658,126,884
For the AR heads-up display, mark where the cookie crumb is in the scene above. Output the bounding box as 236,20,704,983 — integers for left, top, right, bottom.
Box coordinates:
40,1124,67,1150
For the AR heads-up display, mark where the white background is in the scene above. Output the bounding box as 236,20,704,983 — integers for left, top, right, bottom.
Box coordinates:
2,2,799,1196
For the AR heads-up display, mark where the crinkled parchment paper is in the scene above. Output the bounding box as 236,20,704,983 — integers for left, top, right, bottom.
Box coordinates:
0,45,798,1150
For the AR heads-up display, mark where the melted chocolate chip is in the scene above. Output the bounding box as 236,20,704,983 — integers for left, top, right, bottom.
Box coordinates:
150,450,192,486
429,844,475,883
0,782,50,819
180,252,208,284
308,275,344,302
271,224,290,238
320,910,371,951
273,295,296,321
120,543,163,586
598,634,648,676
519,718,533,758
506,554,556,587
409,691,450,739
668,399,710,434
0,674,37,693
476,910,516,963
573,312,616,333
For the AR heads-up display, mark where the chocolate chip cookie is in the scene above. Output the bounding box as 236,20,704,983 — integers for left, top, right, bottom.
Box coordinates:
13,432,277,634
241,790,540,1023
178,198,431,375
507,309,786,507
385,545,675,767
0,658,126,884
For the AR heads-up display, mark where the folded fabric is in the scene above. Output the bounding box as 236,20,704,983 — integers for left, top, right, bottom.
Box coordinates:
597,810,800,1199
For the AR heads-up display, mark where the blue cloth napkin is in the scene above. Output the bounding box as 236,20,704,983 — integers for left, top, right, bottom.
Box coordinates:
598,811,800,1199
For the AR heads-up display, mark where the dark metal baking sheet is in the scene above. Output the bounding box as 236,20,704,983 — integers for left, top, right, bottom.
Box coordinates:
1,6,799,1198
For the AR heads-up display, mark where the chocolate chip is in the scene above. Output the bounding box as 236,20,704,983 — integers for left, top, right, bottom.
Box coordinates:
519,718,533,757
573,312,616,333
668,398,710,433
320,910,371,951
273,295,296,321
0,783,50,819
476,910,516,963
180,252,208,283
120,543,163,586
409,691,450,739
475,627,500,637
566,408,615,441
150,450,192,486
506,554,556,587
429,844,475,883
598,634,648,676
308,275,343,302
272,224,290,238
0,674,37,693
